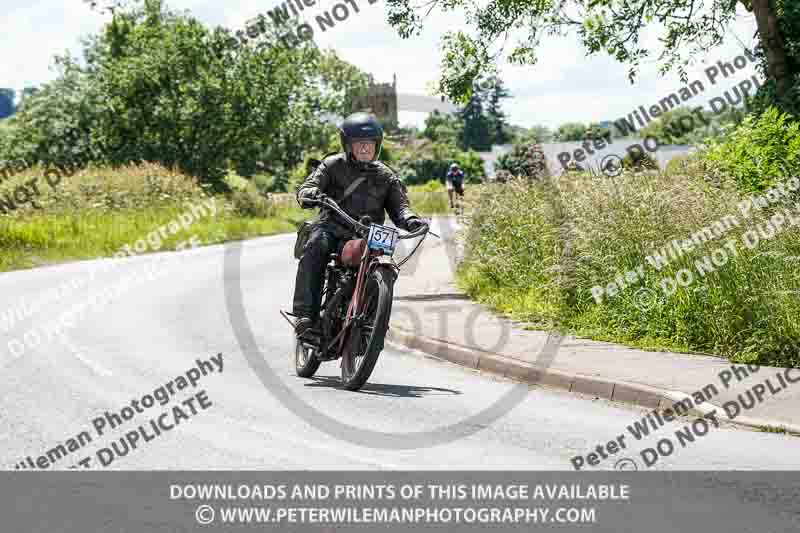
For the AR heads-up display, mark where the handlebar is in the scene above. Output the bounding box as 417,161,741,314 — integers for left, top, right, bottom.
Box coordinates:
306,196,431,239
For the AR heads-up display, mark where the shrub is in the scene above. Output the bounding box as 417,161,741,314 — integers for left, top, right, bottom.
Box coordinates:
495,143,550,182
493,169,513,183
389,139,486,186
398,158,452,186
701,107,800,193
252,173,285,194
223,170,276,218
287,155,318,193
460,150,487,184
229,188,274,218
621,150,658,172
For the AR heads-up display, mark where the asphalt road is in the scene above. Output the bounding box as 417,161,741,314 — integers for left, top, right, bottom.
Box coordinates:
1,218,798,471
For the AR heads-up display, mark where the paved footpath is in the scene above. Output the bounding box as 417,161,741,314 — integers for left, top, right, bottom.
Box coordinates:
389,216,800,433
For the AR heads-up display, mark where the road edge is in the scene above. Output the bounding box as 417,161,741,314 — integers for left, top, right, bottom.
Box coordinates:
386,324,800,436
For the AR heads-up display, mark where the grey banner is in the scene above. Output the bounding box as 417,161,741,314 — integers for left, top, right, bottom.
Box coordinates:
2,471,798,532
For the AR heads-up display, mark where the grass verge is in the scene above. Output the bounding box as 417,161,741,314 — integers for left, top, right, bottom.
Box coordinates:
456,167,800,368
0,204,306,272
0,164,311,272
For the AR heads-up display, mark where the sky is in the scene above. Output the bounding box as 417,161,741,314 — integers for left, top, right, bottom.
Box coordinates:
0,0,763,131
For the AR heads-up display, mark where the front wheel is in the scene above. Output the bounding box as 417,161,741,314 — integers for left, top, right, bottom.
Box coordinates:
341,266,394,391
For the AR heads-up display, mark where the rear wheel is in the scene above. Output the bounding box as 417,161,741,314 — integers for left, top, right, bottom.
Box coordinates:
341,266,394,391
295,339,321,378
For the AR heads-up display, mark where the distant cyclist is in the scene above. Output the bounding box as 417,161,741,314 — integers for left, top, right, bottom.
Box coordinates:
445,163,465,210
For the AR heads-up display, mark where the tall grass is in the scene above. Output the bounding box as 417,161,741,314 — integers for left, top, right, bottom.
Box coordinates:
408,191,450,215
0,164,310,272
0,205,304,272
457,167,800,367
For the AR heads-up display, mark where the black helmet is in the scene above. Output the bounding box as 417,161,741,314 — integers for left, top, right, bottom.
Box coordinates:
339,112,383,167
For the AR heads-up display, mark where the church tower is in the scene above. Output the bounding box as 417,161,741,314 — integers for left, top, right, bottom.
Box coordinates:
351,74,398,131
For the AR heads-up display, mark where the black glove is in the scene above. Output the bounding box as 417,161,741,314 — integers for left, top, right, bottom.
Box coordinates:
299,190,326,208
406,217,426,232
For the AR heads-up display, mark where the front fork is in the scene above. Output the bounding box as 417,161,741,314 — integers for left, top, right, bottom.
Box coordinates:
338,249,400,355
338,247,373,354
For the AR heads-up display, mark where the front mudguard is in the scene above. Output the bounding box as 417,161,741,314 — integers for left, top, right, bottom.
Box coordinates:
371,255,399,281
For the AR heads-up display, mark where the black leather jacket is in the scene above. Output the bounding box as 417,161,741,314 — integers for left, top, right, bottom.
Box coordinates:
296,153,419,237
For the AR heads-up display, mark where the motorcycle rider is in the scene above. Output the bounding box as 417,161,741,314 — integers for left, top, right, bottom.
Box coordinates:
292,112,426,338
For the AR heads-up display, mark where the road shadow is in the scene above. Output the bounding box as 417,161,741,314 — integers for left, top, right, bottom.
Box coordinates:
303,376,462,398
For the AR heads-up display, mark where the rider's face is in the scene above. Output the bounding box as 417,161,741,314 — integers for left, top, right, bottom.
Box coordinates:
352,139,377,162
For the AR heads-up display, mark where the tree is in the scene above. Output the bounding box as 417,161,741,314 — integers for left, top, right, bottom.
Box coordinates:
513,125,552,144
496,143,549,181
459,86,492,151
636,104,753,145
482,75,512,145
1,56,101,169
0,89,14,119
529,125,553,144
256,49,368,176
422,110,464,145
385,0,800,115
638,107,711,145
553,122,587,142
3,0,366,190
585,122,613,141
424,76,511,150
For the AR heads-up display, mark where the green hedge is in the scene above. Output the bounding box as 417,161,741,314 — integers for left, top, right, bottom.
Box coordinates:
702,107,800,193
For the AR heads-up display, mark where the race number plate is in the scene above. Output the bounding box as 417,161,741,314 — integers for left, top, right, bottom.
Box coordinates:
367,224,398,255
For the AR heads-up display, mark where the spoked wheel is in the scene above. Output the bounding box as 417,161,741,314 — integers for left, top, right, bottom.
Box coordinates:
341,266,394,391
295,339,321,378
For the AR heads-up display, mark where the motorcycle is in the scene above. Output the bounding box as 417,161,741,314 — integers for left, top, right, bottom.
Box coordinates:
281,195,433,391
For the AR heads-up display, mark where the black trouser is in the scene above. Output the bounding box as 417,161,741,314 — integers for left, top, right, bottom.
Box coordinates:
292,225,342,321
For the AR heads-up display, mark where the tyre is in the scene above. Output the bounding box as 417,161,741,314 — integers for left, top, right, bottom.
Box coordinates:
341,266,394,391
295,339,321,378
